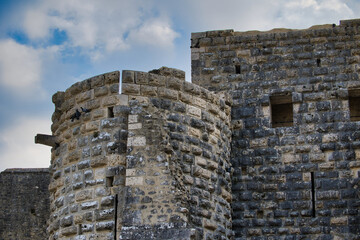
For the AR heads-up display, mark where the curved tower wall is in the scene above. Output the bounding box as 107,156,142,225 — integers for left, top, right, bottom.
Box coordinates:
191,19,360,239
120,68,232,239
49,67,232,240
49,71,128,239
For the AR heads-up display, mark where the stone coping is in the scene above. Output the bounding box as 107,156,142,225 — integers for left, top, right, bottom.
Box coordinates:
191,18,360,39
1,168,50,173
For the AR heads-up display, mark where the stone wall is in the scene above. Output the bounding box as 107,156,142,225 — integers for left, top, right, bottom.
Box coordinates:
191,19,360,239
6,17,360,240
0,168,50,240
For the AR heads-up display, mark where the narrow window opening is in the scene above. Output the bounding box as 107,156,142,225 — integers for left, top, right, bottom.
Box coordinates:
311,172,316,217
270,95,293,128
316,58,321,67
106,176,114,187
108,106,114,118
114,194,118,240
348,90,360,121
30,208,36,215
235,65,241,74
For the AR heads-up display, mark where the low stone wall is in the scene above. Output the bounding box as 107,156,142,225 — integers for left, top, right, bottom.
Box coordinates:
0,168,50,240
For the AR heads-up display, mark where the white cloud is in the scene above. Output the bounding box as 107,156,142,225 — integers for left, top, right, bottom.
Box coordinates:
0,39,48,98
21,0,179,59
127,18,180,48
279,0,354,27
0,116,52,172
166,0,355,32
23,8,51,39
285,0,351,12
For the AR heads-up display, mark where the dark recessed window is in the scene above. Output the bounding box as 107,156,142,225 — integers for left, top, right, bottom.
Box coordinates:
271,95,293,128
235,65,241,74
106,176,114,187
349,90,360,121
108,107,114,118
311,172,316,217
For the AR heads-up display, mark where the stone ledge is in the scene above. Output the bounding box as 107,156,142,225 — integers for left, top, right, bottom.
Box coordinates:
2,168,49,173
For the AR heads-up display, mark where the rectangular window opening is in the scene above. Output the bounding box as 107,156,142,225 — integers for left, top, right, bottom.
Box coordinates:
235,65,241,74
270,95,293,128
349,90,360,121
108,106,114,118
316,58,321,67
241,167,247,176
106,176,114,187
114,194,118,240
311,172,316,218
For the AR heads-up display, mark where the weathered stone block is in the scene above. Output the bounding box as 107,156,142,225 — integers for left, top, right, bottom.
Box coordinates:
90,156,107,167
96,221,114,231
141,85,157,96
127,136,146,146
187,105,201,118
61,226,77,236
94,86,108,97
122,70,135,83
148,73,166,86
81,201,98,210
122,83,140,95
158,87,178,100
126,177,143,186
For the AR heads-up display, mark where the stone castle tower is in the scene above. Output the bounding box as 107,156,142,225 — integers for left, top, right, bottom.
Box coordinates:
47,67,232,239
1,18,360,240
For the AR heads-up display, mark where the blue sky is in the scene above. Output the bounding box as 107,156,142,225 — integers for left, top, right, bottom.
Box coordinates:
0,0,358,171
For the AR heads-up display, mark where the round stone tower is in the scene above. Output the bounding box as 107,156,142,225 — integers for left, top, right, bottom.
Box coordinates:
47,67,233,240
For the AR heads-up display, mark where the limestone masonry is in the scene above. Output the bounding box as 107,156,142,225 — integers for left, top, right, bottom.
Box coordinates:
1,18,360,240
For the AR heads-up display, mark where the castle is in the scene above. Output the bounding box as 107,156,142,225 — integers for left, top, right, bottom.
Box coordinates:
1,18,360,240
